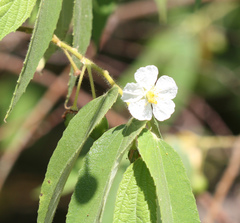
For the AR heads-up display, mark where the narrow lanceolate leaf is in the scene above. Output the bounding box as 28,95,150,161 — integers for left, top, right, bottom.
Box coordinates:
154,0,167,22
0,0,36,40
138,129,200,223
65,0,93,106
73,0,92,54
4,0,63,121
113,158,157,223
66,119,147,223
37,86,119,223
44,0,74,60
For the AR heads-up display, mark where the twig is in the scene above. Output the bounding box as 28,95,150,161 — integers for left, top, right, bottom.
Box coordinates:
0,53,128,191
87,66,96,99
29,87,128,147
62,49,81,76
198,192,234,223
71,64,87,111
189,96,232,136
203,136,240,223
51,35,123,95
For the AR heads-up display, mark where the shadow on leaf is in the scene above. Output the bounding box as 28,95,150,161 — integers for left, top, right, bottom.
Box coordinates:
74,157,98,204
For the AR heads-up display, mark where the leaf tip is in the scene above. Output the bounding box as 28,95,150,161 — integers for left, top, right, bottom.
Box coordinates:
4,110,11,123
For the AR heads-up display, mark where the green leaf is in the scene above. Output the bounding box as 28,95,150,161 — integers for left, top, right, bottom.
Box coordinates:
44,0,74,60
138,129,200,223
37,86,119,223
4,0,64,121
62,136,95,196
65,0,93,107
28,0,41,25
0,0,36,41
66,118,147,223
149,117,162,139
73,0,92,55
100,152,129,223
113,158,157,223
90,116,109,140
154,0,167,22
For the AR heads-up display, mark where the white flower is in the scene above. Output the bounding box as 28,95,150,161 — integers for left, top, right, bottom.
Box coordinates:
121,65,178,121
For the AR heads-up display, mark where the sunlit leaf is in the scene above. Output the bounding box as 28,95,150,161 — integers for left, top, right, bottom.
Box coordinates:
113,158,157,223
37,86,119,223
0,0,36,40
66,119,147,223
138,129,200,223
44,0,74,60
4,0,64,121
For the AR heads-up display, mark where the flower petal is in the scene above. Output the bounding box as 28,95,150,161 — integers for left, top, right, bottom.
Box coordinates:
121,83,144,103
134,65,158,90
155,75,178,99
128,99,152,121
152,99,175,121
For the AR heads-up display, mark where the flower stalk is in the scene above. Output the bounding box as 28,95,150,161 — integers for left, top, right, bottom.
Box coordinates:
87,66,96,99
51,35,122,95
62,49,80,76
71,64,87,111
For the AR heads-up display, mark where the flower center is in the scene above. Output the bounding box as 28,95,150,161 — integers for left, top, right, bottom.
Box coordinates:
146,90,157,104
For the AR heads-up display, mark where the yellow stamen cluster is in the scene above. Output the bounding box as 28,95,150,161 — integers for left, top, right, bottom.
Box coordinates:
146,90,157,104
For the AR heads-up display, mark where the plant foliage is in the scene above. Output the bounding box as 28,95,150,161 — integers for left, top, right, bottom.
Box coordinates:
0,0,203,222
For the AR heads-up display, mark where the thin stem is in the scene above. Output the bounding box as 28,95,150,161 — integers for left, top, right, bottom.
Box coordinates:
63,49,80,76
52,35,123,95
72,65,87,111
87,66,96,99
91,63,123,95
158,127,163,139
147,122,151,129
